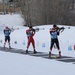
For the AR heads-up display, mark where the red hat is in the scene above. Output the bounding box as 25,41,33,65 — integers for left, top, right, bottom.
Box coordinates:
5,26,8,29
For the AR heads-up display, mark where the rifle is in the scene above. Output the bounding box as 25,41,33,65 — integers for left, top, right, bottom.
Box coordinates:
34,28,45,32
58,27,70,33
9,27,19,32
50,26,70,33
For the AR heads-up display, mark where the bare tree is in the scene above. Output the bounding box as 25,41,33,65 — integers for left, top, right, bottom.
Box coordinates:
19,0,75,25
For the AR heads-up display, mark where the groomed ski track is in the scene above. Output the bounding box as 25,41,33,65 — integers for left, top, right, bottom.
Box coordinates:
0,46,75,64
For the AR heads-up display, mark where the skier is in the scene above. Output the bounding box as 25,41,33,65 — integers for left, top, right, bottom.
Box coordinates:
26,26,37,54
49,24,64,58
3,26,11,48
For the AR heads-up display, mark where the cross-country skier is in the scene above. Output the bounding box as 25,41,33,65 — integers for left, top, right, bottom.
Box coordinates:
49,24,64,58
26,26,37,54
3,26,11,48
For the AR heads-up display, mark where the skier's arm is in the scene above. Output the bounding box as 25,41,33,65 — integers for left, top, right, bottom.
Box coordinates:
56,27,64,32
26,30,29,37
9,29,11,34
50,30,54,35
57,27,64,33
26,30,31,39
3,30,5,34
32,29,35,34
31,29,35,36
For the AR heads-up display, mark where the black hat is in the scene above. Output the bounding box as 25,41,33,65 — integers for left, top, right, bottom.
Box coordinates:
53,24,57,28
29,26,32,28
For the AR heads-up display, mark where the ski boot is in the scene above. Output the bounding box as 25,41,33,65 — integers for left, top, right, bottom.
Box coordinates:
3,45,5,49
49,52,51,58
33,49,37,54
59,51,61,57
26,50,28,54
9,45,11,49
57,51,61,58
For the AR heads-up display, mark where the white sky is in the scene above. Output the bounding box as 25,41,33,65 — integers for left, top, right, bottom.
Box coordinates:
0,14,75,75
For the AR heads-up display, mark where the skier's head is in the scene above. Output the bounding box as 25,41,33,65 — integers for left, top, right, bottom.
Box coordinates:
29,26,33,30
5,26,8,29
53,24,57,28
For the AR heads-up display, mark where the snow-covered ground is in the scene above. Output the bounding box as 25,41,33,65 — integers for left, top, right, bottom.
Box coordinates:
0,14,75,75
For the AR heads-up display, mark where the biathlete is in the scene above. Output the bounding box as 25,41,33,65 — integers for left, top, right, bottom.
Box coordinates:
49,24,64,58
26,26,37,54
3,26,11,48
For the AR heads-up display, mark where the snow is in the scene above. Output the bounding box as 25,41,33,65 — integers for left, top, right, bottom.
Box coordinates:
0,14,75,75
0,14,25,29
0,51,75,75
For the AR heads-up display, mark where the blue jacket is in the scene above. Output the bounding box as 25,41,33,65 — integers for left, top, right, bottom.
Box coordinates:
4,29,11,36
50,31,58,39
50,29,59,39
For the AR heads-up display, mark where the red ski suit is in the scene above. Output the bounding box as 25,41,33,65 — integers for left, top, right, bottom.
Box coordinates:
26,29,35,49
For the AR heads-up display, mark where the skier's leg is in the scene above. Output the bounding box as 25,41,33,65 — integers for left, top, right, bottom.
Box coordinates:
50,40,54,50
31,38,37,53
8,36,11,48
27,39,31,49
4,37,7,47
55,39,61,57
31,38,35,49
50,39,55,50
49,40,54,58
4,41,6,48
26,39,31,53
